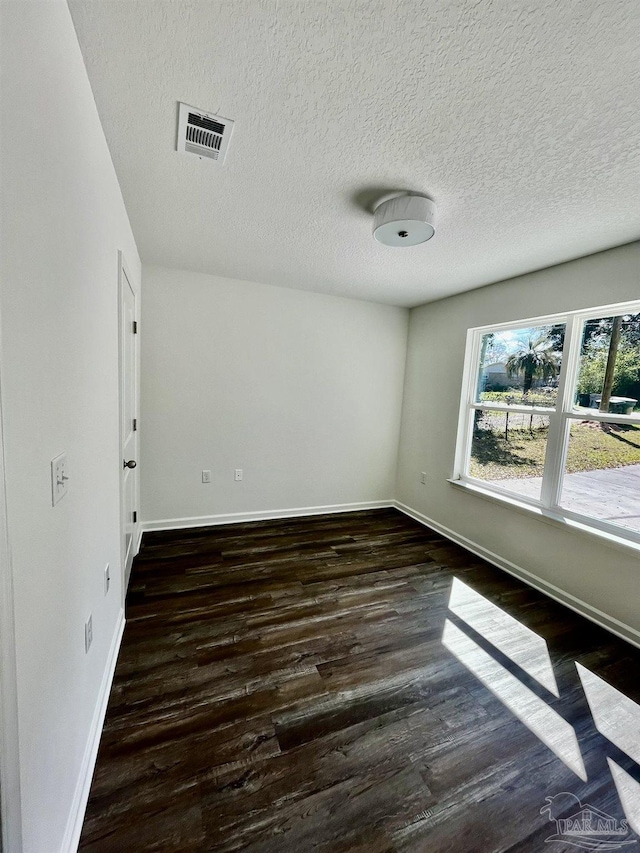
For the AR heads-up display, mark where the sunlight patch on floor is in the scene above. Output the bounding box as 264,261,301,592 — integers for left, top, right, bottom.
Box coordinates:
442,618,587,780
577,663,640,766
449,577,559,696
608,759,640,835
578,662,640,833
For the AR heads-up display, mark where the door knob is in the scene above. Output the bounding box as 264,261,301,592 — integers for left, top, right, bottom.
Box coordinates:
123,459,137,469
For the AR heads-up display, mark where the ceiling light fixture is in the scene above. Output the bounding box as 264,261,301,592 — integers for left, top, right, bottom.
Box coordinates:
372,192,436,247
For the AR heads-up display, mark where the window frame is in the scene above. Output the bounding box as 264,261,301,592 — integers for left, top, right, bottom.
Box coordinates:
453,300,640,547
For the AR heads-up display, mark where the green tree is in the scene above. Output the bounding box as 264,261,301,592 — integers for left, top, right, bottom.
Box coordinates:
577,341,640,400
506,334,560,394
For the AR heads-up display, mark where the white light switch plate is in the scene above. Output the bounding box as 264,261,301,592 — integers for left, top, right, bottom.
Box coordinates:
85,614,93,653
51,452,69,505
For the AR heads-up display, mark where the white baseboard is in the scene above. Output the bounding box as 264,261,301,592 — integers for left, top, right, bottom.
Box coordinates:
141,500,394,533
61,608,125,853
394,500,640,651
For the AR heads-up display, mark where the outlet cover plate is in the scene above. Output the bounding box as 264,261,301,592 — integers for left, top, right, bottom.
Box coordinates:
51,452,69,505
85,614,93,653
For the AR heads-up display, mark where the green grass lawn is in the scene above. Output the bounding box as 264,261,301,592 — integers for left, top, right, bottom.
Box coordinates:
470,420,640,481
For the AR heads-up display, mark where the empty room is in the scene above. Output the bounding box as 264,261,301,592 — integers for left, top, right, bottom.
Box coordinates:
1,1,640,852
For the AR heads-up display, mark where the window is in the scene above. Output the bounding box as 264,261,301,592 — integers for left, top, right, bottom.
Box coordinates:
455,302,640,544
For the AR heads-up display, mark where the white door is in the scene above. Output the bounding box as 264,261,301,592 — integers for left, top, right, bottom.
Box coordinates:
120,255,139,589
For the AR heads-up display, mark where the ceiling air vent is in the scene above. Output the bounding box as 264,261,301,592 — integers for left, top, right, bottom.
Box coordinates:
177,102,234,164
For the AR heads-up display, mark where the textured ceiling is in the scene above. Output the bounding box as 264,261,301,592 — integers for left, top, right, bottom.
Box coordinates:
69,0,640,307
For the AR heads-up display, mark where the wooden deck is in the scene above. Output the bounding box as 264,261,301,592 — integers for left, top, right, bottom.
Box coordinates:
490,463,640,532
79,509,640,852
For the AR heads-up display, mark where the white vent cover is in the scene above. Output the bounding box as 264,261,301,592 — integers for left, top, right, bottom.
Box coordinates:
177,102,234,164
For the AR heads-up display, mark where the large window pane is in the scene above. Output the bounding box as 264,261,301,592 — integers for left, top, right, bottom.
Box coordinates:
574,313,640,414
476,324,565,408
560,420,640,532
469,409,550,500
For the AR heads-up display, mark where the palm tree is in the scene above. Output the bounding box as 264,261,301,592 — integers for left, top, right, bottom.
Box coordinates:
506,334,560,394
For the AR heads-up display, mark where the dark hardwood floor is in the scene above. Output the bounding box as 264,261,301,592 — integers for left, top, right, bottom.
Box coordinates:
79,509,640,852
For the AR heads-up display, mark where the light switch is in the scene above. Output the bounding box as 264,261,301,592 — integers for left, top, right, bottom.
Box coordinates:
51,452,69,505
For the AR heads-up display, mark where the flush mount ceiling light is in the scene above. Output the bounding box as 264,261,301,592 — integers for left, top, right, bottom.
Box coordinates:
372,192,436,247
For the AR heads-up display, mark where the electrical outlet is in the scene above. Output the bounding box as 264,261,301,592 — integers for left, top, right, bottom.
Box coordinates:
51,452,69,505
104,563,110,596
234,468,243,481
85,614,93,653
202,470,211,483
420,471,427,484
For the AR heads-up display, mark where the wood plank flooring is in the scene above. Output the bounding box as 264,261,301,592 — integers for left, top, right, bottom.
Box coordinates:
79,509,640,852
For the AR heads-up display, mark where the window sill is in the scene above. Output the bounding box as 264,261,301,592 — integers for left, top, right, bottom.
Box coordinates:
447,477,640,558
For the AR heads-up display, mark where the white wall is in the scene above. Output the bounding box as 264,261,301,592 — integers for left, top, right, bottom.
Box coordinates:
0,2,141,851
141,266,408,525
397,243,640,639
